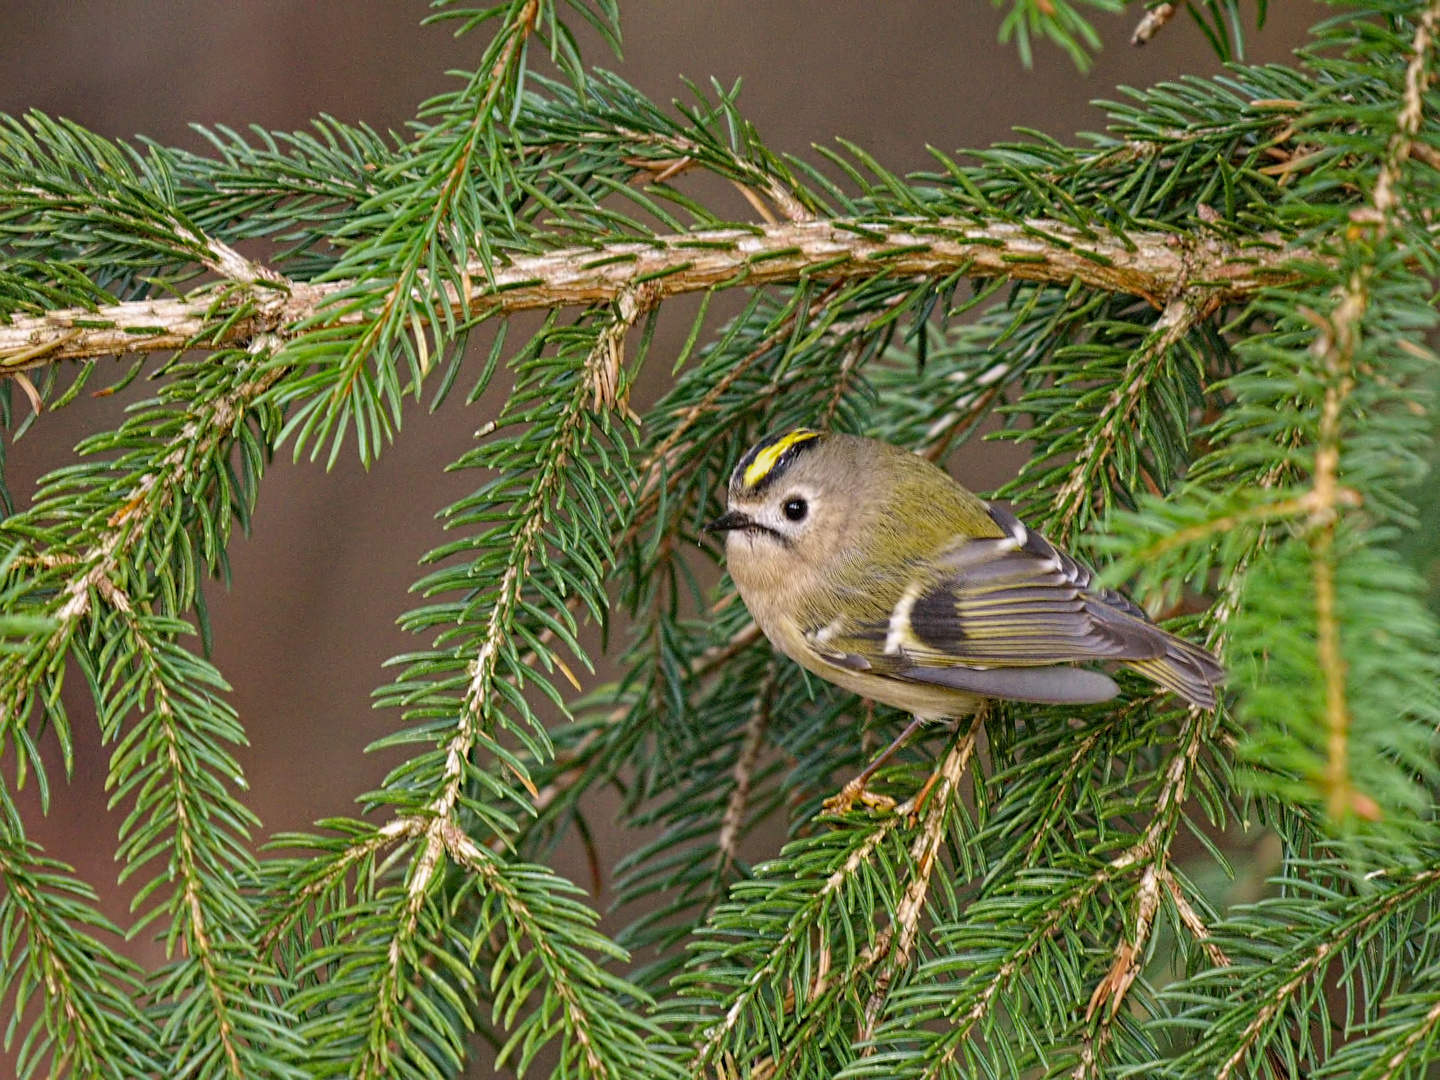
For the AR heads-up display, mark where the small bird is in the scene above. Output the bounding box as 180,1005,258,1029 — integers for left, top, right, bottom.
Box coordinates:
706,429,1223,802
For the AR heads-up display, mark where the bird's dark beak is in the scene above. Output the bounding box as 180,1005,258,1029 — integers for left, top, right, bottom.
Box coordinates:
704,509,751,534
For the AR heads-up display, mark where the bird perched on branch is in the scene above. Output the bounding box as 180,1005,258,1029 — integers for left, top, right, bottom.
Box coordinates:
707,429,1223,809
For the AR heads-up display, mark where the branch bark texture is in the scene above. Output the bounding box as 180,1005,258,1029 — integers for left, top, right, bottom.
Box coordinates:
0,217,1302,368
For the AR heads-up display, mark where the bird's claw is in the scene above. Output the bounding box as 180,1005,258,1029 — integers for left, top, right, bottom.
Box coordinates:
823,780,896,815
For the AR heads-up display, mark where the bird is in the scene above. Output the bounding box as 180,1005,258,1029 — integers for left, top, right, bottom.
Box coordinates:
705,428,1224,809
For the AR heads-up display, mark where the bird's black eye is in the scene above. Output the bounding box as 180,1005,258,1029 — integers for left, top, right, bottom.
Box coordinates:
782,497,808,522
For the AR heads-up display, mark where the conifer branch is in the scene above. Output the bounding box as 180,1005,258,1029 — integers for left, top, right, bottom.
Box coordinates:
1306,0,1439,822
921,877,1097,1079
1211,867,1440,1080
716,666,774,874
440,823,620,1079
1376,998,1440,1080
0,337,281,719
1162,867,1230,968
320,0,543,426
1051,293,1202,540
1373,2,1440,220
6,5,1440,1078
0,220,1301,369
1085,863,1161,1024
692,813,907,1070
350,368,599,1067
911,706,1214,1077
1118,488,1360,567
1111,706,1211,873
1310,282,1364,821
120,620,246,1080
1021,725,1104,867
614,128,815,223
0,827,155,1078
857,724,979,1044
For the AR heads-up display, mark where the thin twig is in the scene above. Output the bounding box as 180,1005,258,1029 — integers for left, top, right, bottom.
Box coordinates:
716,665,775,874
1376,998,1440,1080
614,127,814,223
696,812,910,1067
1085,863,1161,1022
14,334,282,647
1125,487,1360,566
858,716,982,1046
442,821,612,1077
1214,867,1440,1080
1161,867,1231,967
1051,292,1202,540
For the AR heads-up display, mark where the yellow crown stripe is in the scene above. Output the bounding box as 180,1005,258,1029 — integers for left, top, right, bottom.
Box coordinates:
743,429,821,488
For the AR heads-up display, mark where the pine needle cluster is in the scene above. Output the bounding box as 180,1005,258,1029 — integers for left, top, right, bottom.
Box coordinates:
1,1,1439,1077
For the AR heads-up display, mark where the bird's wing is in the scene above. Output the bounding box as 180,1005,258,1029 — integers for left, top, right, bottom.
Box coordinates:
800,503,1175,705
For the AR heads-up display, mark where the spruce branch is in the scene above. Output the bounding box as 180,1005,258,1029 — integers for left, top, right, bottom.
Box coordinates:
437,822,668,1079
7,3,1440,1078
688,810,910,1071
0,335,282,720
0,219,1302,369
307,0,548,452
110,615,277,1080
1299,0,1439,823
715,664,774,876
0,335,296,1078
345,362,606,1075
0,823,157,1079
272,308,677,1078
1193,866,1440,1080
857,723,980,1046
1049,292,1204,541
1374,999,1440,1080
874,705,1219,1079
1371,1,1440,222
1109,706,1213,874
1162,867,1231,968
1086,862,1161,1024
612,127,815,223
1309,279,1368,821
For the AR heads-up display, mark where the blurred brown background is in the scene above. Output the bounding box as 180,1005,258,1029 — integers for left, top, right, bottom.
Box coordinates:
0,0,1310,1025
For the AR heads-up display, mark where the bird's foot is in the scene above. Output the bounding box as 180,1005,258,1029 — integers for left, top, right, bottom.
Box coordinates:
823,778,896,815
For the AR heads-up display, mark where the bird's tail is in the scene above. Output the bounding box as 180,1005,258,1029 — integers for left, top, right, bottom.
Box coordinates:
1124,633,1224,709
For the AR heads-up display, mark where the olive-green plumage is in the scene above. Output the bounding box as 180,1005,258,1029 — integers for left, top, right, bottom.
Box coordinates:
708,430,1223,718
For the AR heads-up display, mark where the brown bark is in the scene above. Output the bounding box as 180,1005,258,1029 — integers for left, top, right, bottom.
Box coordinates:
0,218,1301,369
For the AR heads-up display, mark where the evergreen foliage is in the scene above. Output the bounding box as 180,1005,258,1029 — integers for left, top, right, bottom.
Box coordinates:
0,1,1439,1076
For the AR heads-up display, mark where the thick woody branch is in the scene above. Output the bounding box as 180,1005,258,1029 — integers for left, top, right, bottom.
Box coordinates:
0,217,1302,369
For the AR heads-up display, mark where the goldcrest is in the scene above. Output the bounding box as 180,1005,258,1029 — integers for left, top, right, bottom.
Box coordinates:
707,429,1222,718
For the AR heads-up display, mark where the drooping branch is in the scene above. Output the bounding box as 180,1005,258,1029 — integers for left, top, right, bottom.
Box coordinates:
1306,0,1439,823
0,218,1303,368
